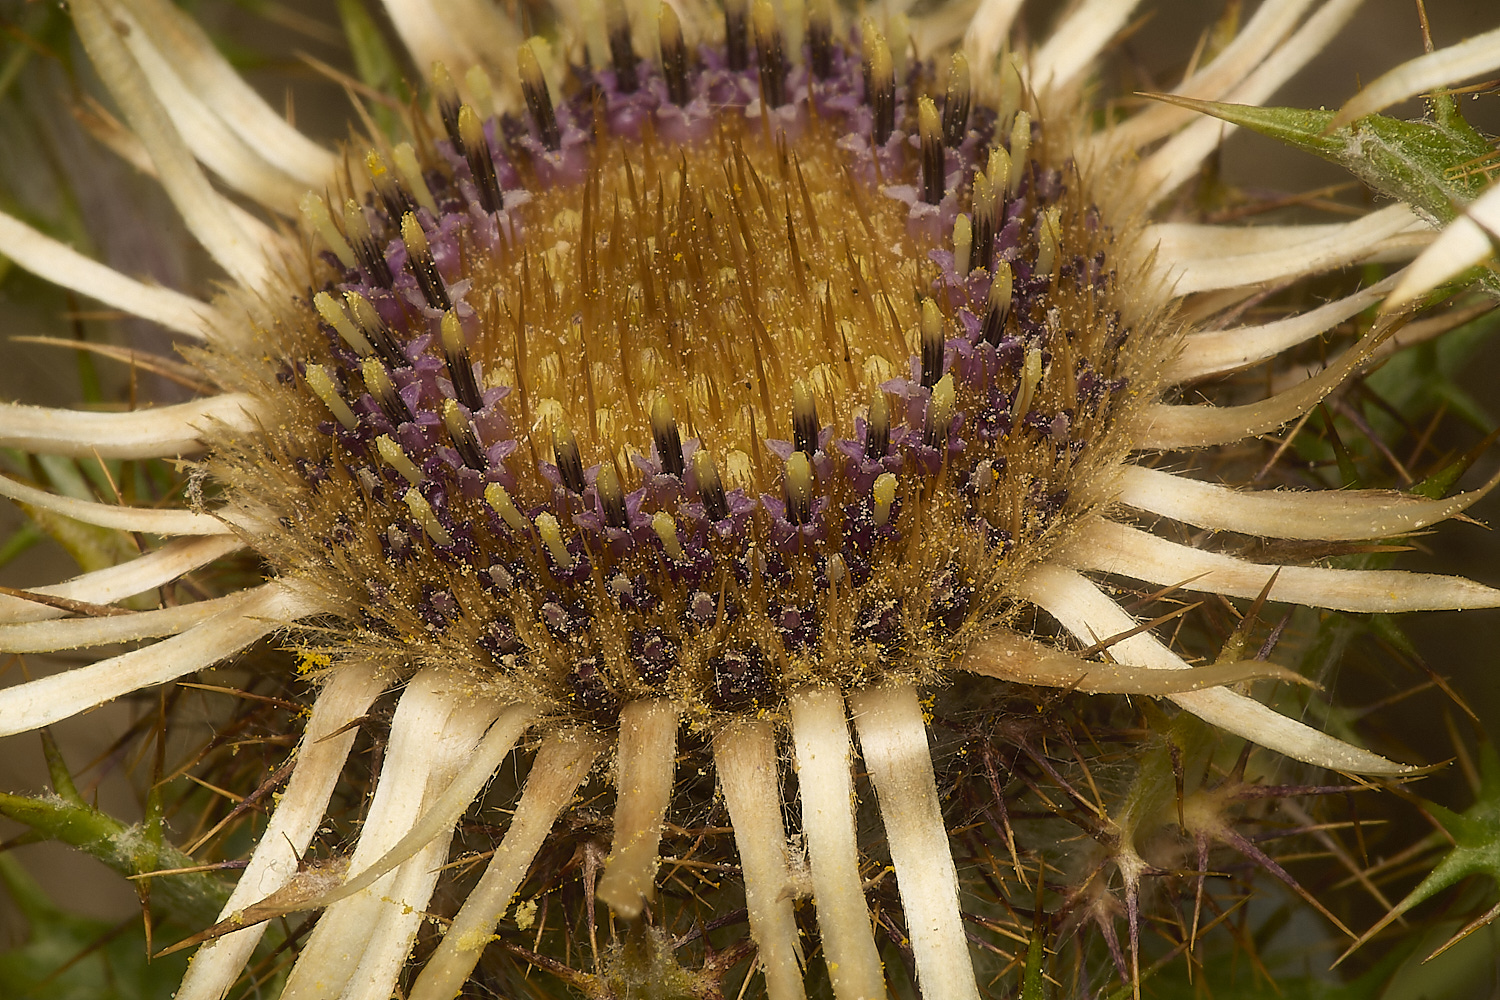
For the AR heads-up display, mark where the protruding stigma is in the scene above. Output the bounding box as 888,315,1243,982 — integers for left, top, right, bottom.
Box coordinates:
485,483,530,534
784,452,813,526
981,261,1012,345
658,4,690,106
694,449,729,521
342,200,393,286
458,106,503,214
652,511,686,561
361,357,409,426
606,0,639,93
518,42,561,150
299,193,354,267
942,53,970,147
535,512,574,568
792,379,818,456
650,394,685,477
552,423,586,495
919,298,945,388
432,61,463,150
346,291,404,367
807,0,833,78
917,96,944,205
402,213,451,311
393,142,438,214
441,311,484,410
953,214,972,277
367,151,415,222
873,472,897,528
314,292,374,357
1008,111,1031,198
753,0,786,109
597,464,628,528
724,0,748,71
405,489,454,547
924,373,955,451
863,26,895,145
442,399,486,469
378,435,426,486
305,364,357,430
864,390,890,460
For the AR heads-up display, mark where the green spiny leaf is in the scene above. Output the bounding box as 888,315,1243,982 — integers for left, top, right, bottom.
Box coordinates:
1147,98,1494,225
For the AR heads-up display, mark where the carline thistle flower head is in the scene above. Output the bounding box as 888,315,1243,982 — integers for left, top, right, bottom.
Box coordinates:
2,0,1500,997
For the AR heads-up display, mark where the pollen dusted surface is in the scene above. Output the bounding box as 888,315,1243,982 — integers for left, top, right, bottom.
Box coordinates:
208,25,1170,729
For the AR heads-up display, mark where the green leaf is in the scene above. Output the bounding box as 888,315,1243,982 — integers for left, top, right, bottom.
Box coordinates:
1378,743,1500,931
1148,98,1493,225
0,791,230,928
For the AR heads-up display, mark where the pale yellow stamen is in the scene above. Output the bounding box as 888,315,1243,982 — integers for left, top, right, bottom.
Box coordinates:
377,435,424,486
651,511,686,561
403,489,452,546
534,512,573,567
484,483,529,533
393,142,438,214
873,472,897,527
299,192,354,267
305,364,357,430
314,292,373,357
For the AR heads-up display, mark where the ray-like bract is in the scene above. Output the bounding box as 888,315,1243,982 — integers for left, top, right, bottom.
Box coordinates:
115,0,338,188
1385,182,1500,310
850,683,981,1000
303,703,536,912
0,472,231,535
1330,25,1500,128
0,591,244,652
1065,517,1500,612
1165,277,1394,381
1030,0,1141,93
341,696,505,1000
1137,324,1387,449
378,0,482,82
714,718,807,1000
596,698,682,918
177,663,385,1000
407,730,605,1000
69,0,269,288
1130,0,1365,206
0,583,305,738
1015,564,1411,774
961,0,1023,82
104,0,309,208
1155,203,1423,295
1115,464,1500,540
0,535,243,624
0,211,219,337
1101,0,1320,152
0,395,262,459
789,688,886,1000
278,669,473,1000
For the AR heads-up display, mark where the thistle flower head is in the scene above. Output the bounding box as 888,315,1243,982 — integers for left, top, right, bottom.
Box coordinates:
1,1,1498,997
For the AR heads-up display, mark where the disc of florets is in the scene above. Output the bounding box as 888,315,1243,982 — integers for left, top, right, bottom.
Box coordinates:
223,7,1155,729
